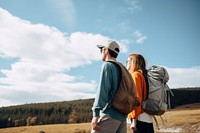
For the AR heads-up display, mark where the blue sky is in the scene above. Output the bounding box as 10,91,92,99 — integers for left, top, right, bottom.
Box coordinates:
0,0,200,107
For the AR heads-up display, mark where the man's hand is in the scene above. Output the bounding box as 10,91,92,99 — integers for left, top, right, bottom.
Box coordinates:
91,116,100,131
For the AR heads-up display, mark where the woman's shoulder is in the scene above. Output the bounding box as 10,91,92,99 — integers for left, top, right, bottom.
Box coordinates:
132,71,146,81
132,71,143,77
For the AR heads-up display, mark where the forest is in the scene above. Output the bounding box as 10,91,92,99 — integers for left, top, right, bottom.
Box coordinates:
0,87,200,128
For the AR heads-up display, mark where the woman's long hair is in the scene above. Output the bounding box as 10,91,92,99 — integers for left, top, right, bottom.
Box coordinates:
128,54,149,99
128,54,147,75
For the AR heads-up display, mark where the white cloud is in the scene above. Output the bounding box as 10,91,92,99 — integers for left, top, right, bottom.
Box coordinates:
134,31,147,44
0,8,129,107
0,98,13,107
124,0,142,14
119,39,130,53
167,66,200,88
0,7,199,107
0,8,108,70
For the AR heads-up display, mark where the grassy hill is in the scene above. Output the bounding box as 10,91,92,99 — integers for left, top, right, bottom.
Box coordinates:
0,103,199,133
170,87,200,108
0,87,200,129
0,99,94,128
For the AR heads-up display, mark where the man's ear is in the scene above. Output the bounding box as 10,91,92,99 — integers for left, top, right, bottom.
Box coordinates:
104,48,109,54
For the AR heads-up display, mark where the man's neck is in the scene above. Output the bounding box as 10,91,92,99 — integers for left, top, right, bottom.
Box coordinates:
105,56,116,62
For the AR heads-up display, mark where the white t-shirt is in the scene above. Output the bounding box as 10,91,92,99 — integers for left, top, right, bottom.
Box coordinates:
138,112,153,123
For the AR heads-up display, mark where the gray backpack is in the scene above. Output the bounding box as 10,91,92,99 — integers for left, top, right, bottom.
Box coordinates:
142,65,173,115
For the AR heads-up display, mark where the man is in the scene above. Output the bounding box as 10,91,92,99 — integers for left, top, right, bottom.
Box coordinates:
91,40,127,133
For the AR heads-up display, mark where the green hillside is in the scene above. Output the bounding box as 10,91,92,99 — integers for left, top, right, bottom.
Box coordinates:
0,99,94,128
0,87,200,128
170,87,200,108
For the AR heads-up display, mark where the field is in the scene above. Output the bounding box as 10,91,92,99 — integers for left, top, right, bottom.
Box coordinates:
155,103,200,133
0,103,199,133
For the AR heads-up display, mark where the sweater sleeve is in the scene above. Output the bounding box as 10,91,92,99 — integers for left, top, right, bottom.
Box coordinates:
92,63,112,117
128,72,147,120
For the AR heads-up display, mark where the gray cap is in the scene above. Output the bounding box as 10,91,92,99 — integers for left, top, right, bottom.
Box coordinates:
97,40,120,54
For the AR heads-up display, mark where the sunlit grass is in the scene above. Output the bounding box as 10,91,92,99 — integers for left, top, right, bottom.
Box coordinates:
0,103,199,133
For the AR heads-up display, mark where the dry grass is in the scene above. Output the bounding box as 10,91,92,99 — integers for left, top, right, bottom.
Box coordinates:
155,103,200,133
0,103,199,133
0,123,91,133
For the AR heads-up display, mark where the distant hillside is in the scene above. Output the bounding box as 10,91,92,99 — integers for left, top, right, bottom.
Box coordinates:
0,87,200,128
170,87,200,108
0,99,94,128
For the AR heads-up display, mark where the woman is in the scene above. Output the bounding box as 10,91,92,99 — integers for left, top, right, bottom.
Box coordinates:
126,53,154,133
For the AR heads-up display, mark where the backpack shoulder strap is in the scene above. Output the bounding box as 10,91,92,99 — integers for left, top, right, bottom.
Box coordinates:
142,72,149,100
106,60,125,74
140,72,149,102
105,60,122,99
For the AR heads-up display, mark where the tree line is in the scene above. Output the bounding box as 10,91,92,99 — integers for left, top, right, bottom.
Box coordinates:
170,87,200,108
0,87,200,128
0,99,94,128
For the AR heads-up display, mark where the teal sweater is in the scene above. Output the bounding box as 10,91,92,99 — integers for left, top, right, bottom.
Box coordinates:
92,62,127,121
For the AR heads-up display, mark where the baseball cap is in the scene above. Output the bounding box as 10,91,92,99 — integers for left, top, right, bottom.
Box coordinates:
97,40,120,54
